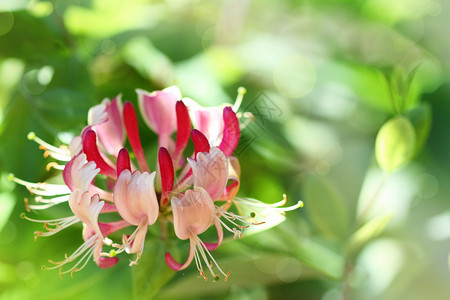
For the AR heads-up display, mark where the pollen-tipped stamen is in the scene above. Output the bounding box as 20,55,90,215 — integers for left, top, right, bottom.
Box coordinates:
44,235,100,278
9,174,71,196
232,87,247,112
27,132,71,161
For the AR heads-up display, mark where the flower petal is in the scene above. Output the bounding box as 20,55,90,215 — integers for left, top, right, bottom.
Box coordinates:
123,102,149,172
165,237,196,271
88,96,124,155
189,148,228,200
158,147,174,207
63,153,100,192
69,190,104,238
184,98,224,145
137,87,179,138
114,169,159,226
117,148,131,177
173,100,191,167
171,188,215,240
191,129,211,158
82,130,116,179
204,218,223,251
218,107,240,156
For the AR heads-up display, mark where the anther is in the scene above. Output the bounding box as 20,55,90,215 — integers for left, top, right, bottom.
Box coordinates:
27,132,36,140
225,270,231,281
24,198,30,212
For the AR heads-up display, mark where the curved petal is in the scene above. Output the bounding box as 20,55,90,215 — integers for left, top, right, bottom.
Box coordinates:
117,148,131,177
220,156,241,202
218,107,240,156
173,100,191,166
188,147,228,200
88,96,125,155
204,217,223,251
183,98,225,145
82,130,117,179
97,256,119,269
165,237,196,271
114,169,159,226
171,188,215,240
63,153,99,192
158,147,174,207
69,190,104,237
137,87,179,137
128,225,148,255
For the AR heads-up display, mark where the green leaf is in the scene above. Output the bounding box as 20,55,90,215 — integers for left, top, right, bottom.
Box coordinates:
405,103,432,156
0,11,63,60
375,116,416,172
132,238,175,300
30,88,94,132
303,175,350,239
346,213,391,258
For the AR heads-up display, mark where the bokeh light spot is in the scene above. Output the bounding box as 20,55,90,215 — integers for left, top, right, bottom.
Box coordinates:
0,11,14,36
273,54,316,99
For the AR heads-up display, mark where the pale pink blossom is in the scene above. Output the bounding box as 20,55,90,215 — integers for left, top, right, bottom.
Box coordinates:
113,168,159,264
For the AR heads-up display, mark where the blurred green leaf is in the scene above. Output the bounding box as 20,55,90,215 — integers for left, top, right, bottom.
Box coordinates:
121,37,174,87
303,175,350,239
405,103,432,156
346,213,391,258
30,88,94,132
132,238,175,300
375,116,416,172
0,11,63,60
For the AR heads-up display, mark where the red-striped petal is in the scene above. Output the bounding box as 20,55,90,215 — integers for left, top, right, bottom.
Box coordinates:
158,147,174,207
82,130,116,179
123,101,149,172
117,148,131,177
204,218,223,251
165,238,196,271
191,129,210,158
218,107,240,156
174,100,191,165
97,257,119,269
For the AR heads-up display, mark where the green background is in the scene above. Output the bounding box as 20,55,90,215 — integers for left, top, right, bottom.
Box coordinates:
0,0,449,299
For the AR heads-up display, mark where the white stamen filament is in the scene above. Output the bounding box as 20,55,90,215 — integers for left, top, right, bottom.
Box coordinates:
232,87,246,112
44,235,100,278
21,213,79,239
27,132,71,161
27,195,70,210
10,175,71,196
190,236,229,281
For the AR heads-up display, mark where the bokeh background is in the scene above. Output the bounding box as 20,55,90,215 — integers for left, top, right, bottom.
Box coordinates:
1,0,450,299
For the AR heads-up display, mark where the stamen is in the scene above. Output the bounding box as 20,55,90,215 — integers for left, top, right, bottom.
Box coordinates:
46,162,65,171
27,195,70,210
196,236,228,279
232,87,247,112
24,198,31,212
43,235,100,277
27,132,71,161
9,174,71,196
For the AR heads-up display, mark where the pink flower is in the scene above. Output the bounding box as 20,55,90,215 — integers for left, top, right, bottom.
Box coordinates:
165,188,229,281
137,86,180,149
12,86,302,280
113,167,159,264
87,96,125,156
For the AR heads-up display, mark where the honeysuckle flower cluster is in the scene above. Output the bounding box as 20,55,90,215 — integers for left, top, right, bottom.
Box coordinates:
11,86,303,280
